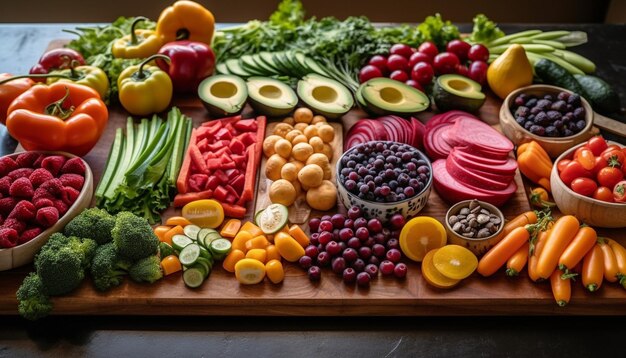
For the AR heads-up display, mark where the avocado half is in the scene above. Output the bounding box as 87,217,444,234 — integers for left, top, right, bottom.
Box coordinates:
198,74,248,117
246,77,298,117
297,73,354,119
360,78,430,116
432,74,486,112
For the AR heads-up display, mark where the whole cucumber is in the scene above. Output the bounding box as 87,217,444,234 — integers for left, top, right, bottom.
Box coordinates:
574,74,621,114
534,59,587,97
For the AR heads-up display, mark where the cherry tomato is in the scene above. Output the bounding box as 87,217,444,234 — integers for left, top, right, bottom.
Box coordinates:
571,177,598,197
433,52,460,75
575,148,596,171
593,186,614,202
405,79,423,92
597,166,623,189
592,156,608,176
411,62,434,85
573,145,590,161
469,60,488,86
387,54,409,72
560,160,592,186
390,44,413,59
408,52,432,67
446,39,471,61
587,136,608,156
368,55,388,73
614,180,626,203
557,159,571,173
468,44,490,62
389,70,409,82
455,64,469,77
358,65,383,83
418,41,439,58
601,148,625,168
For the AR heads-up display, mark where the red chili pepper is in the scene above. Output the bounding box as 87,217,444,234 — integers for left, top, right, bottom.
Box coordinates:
156,41,215,93
29,49,85,82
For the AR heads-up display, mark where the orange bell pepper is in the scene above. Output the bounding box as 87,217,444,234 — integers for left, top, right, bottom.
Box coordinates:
517,141,553,192
0,73,34,125
6,82,107,157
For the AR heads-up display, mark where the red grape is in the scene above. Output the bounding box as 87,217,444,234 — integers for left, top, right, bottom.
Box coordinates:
359,65,383,83
446,39,471,61
358,246,373,260
319,220,333,232
317,251,331,267
347,206,362,220
354,217,368,229
343,248,358,262
357,272,371,287
309,233,320,246
331,257,347,274
367,218,383,233
455,64,470,77
394,263,408,278
433,52,460,75
343,268,357,283
326,241,342,256
379,260,395,276
308,266,321,281
339,228,354,242
308,218,321,233
318,231,333,245
331,214,346,229
389,70,409,82
409,51,432,67
369,256,380,266
365,264,379,278
418,41,439,58
343,219,354,229
390,43,413,58
389,214,405,229
469,60,488,85
305,245,319,258
299,255,313,269
405,80,424,92
387,54,409,72
355,227,370,241
348,237,361,249
372,244,386,257
386,248,402,263
352,259,366,272
410,62,434,85
468,44,489,62
368,55,388,73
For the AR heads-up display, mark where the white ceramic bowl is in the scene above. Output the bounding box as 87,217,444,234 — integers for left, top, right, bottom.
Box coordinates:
551,141,626,228
0,151,93,271
336,141,432,223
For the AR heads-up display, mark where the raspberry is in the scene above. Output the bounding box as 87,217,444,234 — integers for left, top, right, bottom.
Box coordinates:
33,154,45,168
8,200,36,221
0,214,4,226
3,218,26,234
0,228,18,248
9,177,34,199
0,177,11,196
0,197,17,216
18,227,42,245
62,186,80,205
29,168,54,188
41,155,67,177
16,152,43,168
39,178,63,197
59,173,84,191
36,207,59,228
60,157,86,176
7,168,34,181
34,198,54,209
0,157,18,177
53,199,68,216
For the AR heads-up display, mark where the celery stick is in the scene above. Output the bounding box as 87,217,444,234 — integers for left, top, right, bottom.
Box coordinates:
104,117,135,200
95,127,124,204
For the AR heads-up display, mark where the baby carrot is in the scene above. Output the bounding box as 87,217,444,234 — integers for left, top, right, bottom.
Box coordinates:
550,269,571,307
558,226,597,270
536,215,580,279
505,242,529,277
501,211,538,238
477,226,530,277
528,230,550,282
582,244,604,292
607,239,626,288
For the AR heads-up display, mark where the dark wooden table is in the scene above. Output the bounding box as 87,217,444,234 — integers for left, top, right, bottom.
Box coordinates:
0,23,625,357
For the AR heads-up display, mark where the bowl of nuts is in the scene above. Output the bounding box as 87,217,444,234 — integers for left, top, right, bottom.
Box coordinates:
444,199,504,256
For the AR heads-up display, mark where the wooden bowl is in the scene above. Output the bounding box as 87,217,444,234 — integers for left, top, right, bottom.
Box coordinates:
500,84,597,159
444,199,505,257
551,141,626,228
0,151,93,271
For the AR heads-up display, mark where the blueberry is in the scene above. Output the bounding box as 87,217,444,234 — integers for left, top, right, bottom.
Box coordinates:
530,125,545,136
575,120,586,131
525,98,538,107
514,94,526,106
557,91,570,101
546,110,562,122
389,180,398,190
554,120,564,129
543,94,554,101
537,99,552,109
516,117,526,126
359,185,369,194
515,106,530,117
530,106,542,115
534,112,549,125
568,94,581,106
545,126,558,137
524,121,533,130
566,104,574,112
345,180,357,191
563,129,574,137
551,100,567,112
573,107,585,120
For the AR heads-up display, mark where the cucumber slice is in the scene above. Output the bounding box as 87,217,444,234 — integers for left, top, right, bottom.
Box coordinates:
197,228,215,243
183,225,202,240
199,246,213,260
203,232,222,247
179,243,201,266
194,258,212,278
257,203,289,234
196,256,214,270
172,234,193,251
183,267,205,288
210,238,232,260
254,209,265,227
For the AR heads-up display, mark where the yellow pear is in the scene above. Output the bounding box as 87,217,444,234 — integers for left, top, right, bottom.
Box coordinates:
487,44,533,99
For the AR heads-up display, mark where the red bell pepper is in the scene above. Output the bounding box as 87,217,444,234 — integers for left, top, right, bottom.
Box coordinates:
29,49,85,82
156,40,215,93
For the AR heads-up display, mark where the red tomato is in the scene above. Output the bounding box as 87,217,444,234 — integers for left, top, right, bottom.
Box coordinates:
587,136,608,156
593,186,614,202
592,156,608,176
571,177,597,197
359,65,383,83
573,145,590,161
390,44,413,59
433,52,460,75
557,159,571,173
408,52,432,67
560,160,592,186
614,180,626,203
597,166,624,189
418,41,439,58
601,148,625,168
446,39,471,61
575,148,595,171
410,62,434,85
468,44,489,62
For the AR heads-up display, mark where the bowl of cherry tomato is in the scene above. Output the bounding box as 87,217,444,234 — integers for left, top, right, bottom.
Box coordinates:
551,136,626,228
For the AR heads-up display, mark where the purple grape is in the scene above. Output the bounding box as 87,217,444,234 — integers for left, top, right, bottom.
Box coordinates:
309,218,321,233
386,239,400,250
317,252,331,267
319,231,333,246
319,220,333,232
358,246,372,260
305,245,319,258
347,206,362,220
309,233,320,246
321,215,332,222
339,228,354,242
386,249,402,263
365,264,379,278
331,214,346,229
343,268,357,283
394,263,408,278
367,218,383,233
354,217,368,229
352,259,366,272
379,260,395,276
332,257,347,274
343,219,354,229
355,227,370,241
372,244,386,258
299,255,313,269
369,256,381,266
389,214,405,229
308,266,322,281
342,248,358,262
357,272,371,287
326,241,342,257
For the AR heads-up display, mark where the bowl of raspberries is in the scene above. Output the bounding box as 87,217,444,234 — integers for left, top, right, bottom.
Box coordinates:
0,151,93,270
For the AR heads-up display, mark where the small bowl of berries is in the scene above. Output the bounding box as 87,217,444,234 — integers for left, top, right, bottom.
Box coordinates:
0,151,93,271
336,141,432,223
500,84,597,159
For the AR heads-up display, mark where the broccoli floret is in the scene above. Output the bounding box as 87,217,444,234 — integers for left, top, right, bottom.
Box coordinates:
35,233,96,296
64,208,116,244
129,255,163,284
90,243,132,291
112,211,159,261
16,273,52,321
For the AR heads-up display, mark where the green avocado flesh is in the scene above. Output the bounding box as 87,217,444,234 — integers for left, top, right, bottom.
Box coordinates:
297,73,354,119
246,77,298,117
198,74,248,117
360,78,430,116
433,74,486,112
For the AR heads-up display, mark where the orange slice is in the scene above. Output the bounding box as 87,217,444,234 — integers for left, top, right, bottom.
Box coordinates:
422,249,460,289
432,245,478,280
399,216,447,262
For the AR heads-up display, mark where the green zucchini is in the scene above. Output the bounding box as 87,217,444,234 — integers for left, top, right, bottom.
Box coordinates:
534,59,586,96
574,74,621,114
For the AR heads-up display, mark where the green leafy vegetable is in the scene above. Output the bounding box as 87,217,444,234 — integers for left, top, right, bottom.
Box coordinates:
417,13,461,50
469,14,505,44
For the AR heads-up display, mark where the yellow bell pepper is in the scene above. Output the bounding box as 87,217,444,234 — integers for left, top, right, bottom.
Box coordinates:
112,17,163,59
46,64,109,99
117,54,173,116
155,0,215,46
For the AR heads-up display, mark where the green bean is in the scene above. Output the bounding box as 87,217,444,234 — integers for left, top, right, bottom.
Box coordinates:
489,43,555,54
486,30,542,47
528,30,571,40
532,39,566,50
531,52,585,75
553,49,596,73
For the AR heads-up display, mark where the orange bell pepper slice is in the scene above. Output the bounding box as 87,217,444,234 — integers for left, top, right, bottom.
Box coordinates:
6,82,108,156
